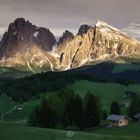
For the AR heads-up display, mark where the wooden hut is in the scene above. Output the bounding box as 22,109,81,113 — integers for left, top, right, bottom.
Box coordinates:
107,114,129,127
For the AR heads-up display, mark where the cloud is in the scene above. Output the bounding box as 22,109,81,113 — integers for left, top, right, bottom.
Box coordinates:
121,21,140,40
0,0,140,36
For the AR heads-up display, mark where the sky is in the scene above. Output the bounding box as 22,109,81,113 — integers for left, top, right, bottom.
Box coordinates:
0,0,140,38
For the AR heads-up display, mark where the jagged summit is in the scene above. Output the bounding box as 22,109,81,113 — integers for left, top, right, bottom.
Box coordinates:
0,18,140,72
0,18,56,57
95,20,127,36
77,24,92,36
55,20,140,70
96,20,110,27
0,18,57,72
57,30,74,46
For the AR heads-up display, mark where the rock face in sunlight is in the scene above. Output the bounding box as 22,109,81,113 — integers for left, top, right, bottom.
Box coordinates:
0,18,140,72
56,21,140,70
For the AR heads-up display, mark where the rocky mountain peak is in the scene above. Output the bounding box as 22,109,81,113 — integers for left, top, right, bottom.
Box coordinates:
0,18,57,72
57,30,74,46
0,19,140,72
8,18,34,33
0,18,56,58
77,24,92,36
95,20,127,37
55,21,140,70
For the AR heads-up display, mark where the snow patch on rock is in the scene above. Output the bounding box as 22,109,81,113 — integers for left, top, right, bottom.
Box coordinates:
33,31,39,38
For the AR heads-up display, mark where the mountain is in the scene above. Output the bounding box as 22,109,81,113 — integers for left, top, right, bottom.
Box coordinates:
0,18,140,72
57,30,74,46
55,21,140,70
0,18,58,72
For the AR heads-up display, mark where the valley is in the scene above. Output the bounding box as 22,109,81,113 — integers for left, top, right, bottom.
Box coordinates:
0,17,140,140
0,79,140,140
1,80,140,121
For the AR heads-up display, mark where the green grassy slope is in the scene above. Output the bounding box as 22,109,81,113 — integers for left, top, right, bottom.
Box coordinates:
2,80,140,121
0,121,139,140
0,81,140,140
68,80,140,111
0,95,16,116
94,122,140,138
5,100,40,121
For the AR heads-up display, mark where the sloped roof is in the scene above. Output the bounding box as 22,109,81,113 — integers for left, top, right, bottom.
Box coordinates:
133,113,140,118
107,114,128,121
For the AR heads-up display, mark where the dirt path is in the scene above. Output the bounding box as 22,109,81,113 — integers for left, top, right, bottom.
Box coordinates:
0,105,17,120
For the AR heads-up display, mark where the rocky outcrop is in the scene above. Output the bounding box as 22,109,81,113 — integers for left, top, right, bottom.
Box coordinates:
0,18,57,72
0,18,140,72
56,21,140,70
77,24,92,36
57,30,74,46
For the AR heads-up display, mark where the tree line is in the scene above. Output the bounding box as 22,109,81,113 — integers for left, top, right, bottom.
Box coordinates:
0,70,135,103
27,90,102,130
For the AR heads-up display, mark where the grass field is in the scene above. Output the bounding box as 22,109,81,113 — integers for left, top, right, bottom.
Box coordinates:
0,121,140,140
94,122,140,138
5,99,40,121
68,80,140,111
0,80,140,140
1,80,140,121
0,95,16,116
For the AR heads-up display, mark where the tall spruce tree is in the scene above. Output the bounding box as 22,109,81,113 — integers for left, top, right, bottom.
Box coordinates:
27,96,57,128
85,93,102,128
102,110,107,120
73,94,85,130
27,105,40,127
39,98,56,128
63,94,85,130
110,101,121,115
128,95,140,117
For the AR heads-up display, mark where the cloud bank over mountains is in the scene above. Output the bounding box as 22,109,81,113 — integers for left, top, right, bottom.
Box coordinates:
0,0,140,37
122,21,140,40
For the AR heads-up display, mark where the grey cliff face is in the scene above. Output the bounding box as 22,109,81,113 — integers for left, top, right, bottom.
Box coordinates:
0,18,56,58
77,24,92,36
57,30,74,46
0,18,57,72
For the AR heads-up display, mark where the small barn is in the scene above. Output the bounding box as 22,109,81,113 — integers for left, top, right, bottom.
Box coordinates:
133,113,140,122
107,114,129,127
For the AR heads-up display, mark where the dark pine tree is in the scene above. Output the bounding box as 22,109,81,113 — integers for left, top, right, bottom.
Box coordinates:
110,101,121,115
63,94,85,130
28,95,57,128
85,93,102,128
27,105,40,127
128,95,140,117
39,98,56,128
102,110,108,120
73,94,85,130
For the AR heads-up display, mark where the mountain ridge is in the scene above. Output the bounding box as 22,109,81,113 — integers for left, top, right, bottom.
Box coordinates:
0,18,140,72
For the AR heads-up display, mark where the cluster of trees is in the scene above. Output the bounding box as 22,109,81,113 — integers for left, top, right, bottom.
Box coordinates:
110,101,121,115
101,101,121,120
128,94,140,117
108,94,140,118
0,67,137,103
0,72,82,102
27,90,102,130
